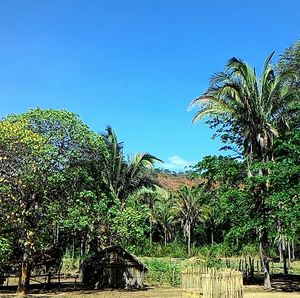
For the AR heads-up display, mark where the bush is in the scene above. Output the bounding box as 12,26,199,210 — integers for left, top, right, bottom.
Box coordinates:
197,245,224,268
61,256,80,273
241,244,260,257
142,258,182,286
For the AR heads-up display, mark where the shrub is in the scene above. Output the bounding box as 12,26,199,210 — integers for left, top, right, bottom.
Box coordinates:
61,256,80,273
142,258,182,286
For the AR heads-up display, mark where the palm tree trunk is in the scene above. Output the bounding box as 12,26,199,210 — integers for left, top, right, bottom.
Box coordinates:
288,240,291,268
187,224,191,257
164,227,167,247
149,216,153,246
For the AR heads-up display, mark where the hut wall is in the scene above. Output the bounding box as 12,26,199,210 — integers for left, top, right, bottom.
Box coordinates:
81,246,147,290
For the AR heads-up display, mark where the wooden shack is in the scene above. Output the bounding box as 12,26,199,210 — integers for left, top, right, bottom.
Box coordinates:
81,245,147,289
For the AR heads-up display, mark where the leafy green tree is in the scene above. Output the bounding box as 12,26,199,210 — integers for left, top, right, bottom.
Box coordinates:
0,119,50,293
278,39,300,77
191,156,246,246
190,53,299,288
110,206,149,248
0,109,107,294
269,129,300,272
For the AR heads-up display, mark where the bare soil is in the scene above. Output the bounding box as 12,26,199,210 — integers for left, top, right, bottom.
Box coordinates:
1,286,300,298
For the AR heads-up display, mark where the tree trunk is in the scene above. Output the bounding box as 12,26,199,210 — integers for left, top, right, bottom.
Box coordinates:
187,223,191,257
281,236,289,275
17,260,31,294
288,240,291,266
164,227,167,247
279,241,283,262
53,223,60,244
149,216,153,246
17,228,35,295
249,257,255,280
259,230,272,289
80,235,85,257
283,249,288,275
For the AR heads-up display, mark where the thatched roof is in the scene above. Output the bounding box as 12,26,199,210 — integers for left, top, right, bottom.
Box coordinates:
81,245,147,271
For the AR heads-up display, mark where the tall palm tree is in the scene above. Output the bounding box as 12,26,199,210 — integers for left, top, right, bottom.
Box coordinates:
190,52,299,288
190,52,298,168
175,186,208,257
102,126,161,209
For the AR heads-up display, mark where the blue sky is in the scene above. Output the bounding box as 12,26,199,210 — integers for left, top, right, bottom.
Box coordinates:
0,0,299,170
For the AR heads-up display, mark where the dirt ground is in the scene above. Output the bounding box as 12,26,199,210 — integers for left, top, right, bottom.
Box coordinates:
1,286,300,298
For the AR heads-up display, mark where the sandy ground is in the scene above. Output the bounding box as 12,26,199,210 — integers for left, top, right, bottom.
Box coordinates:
1,286,300,298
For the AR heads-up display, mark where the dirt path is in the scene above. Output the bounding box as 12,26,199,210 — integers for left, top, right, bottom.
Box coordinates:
1,286,300,297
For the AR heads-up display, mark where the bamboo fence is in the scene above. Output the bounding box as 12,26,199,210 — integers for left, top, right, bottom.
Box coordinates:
181,268,243,298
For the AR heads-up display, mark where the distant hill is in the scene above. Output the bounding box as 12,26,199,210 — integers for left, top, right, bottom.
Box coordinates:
155,171,198,191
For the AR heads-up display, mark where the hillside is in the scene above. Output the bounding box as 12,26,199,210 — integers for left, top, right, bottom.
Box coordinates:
155,172,198,191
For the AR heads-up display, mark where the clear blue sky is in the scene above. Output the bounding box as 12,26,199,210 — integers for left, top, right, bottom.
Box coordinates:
0,0,299,170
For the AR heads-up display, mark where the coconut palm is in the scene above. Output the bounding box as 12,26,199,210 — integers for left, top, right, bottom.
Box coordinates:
132,186,162,245
175,186,208,257
190,52,298,168
102,126,161,209
189,52,299,288
152,191,176,247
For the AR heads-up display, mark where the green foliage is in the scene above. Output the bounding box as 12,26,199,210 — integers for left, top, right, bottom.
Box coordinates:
1,91,299,291
110,206,148,246
175,185,208,256
278,39,300,77
196,245,224,268
101,126,161,208
61,256,80,273
0,237,13,267
142,258,182,286
190,52,299,162
132,242,187,258
240,244,260,258
191,155,246,187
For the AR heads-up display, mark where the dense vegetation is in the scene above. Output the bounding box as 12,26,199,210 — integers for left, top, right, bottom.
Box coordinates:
0,41,299,294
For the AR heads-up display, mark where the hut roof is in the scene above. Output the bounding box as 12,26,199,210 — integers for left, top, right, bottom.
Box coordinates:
81,245,147,271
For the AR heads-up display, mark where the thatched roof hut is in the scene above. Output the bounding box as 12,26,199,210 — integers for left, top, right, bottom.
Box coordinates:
81,245,147,289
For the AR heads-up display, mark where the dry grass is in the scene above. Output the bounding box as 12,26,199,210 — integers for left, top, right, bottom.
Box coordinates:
2,286,300,298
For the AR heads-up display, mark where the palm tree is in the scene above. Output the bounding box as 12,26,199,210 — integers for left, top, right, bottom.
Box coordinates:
189,52,299,288
132,186,161,246
102,126,161,209
152,191,176,247
191,52,297,165
175,186,208,257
